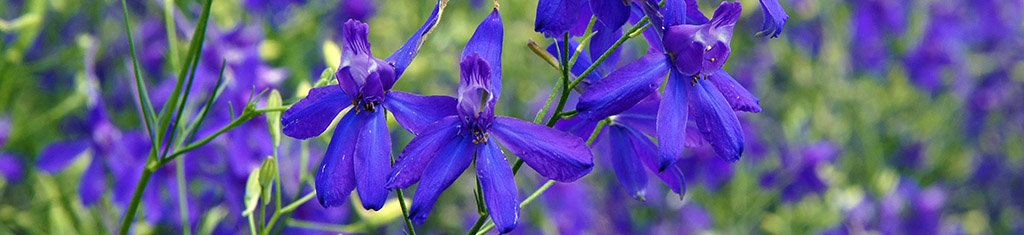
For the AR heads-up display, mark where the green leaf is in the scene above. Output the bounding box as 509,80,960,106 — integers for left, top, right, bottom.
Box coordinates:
266,90,282,147
242,166,262,217
259,156,277,205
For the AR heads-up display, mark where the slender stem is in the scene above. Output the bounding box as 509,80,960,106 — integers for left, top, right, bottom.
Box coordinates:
568,16,597,68
396,189,416,235
286,219,359,233
544,33,572,127
569,17,652,92
466,215,489,235
118,164,154,235
261,191,317,235
159,107,281,166
248,209,258,235
175,157,191,235
519,181,556,209
163,0,180,72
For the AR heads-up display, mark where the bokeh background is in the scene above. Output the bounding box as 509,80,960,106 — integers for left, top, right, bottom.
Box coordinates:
1,0,1023,234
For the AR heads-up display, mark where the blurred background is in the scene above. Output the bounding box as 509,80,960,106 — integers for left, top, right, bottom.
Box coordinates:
1,0,1023,234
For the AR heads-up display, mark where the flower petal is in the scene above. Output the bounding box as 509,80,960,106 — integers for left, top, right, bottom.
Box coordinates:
554,116,600,140
684,0,710,24
341,19,373,57
690,81,744,162
590,0,630,29
608,125,650,200
756,0,788,38
661,0,687,27
578,53,670,120
386,116,461,189
613,93,660,137
385,0,447,78
535,0,587,37
590,23,622,77
663,24,703,76
36,139,90,173
79,159,107,205
383,91,458,135
476,139,520,233
408,136,475,224
656,69,689,171
353,110,391,210
620,123,687,195
281,85,350,140
0,154,23,183
707,69,761,113
490,117,594,182
462,9,504,100
315,110,362,207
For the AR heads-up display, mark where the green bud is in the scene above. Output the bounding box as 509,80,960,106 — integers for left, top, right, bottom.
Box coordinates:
266,90,282,147
259,156,277,205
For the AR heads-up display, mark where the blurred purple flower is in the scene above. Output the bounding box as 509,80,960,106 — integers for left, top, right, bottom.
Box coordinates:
0,154,23,184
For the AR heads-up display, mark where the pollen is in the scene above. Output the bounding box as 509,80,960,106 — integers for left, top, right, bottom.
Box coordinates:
709,58,715,62
706,45,712,51
471,130,489,144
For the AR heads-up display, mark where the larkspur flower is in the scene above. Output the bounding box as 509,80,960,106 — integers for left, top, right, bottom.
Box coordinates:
386,9,594,233
849,0,908,73
904,2,967,93
578,1,758,173
0,116,22,184
755,0,788,38
279,0,451,210
534,0,631,37
558,94,689,200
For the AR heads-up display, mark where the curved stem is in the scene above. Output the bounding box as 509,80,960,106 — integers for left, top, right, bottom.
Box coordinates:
397,188,417,235
261,191,317,235
118,165,154,235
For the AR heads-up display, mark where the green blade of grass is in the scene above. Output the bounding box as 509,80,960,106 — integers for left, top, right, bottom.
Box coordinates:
156,0,214,149
181,59,227,144
119,0,159,156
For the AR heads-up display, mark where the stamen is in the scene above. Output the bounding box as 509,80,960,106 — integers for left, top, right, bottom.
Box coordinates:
709,58,715,62
705,45,712,51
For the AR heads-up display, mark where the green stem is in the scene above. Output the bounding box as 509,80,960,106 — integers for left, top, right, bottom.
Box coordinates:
261,191,317,235
569,16,654,92
163,0,180,76
286,219,360,233
544,33,572,127
396,189,417,235
118,161,154,235
175,157,191,235
466,214,489,235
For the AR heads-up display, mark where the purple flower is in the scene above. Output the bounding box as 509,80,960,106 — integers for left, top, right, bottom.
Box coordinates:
903,2,967,93
849,0,908,73
578,1,757,172
0,154,23,184
755,0,788,38
534,0,631,37
386,9,594,233
558,94,687,200
279,1,450,210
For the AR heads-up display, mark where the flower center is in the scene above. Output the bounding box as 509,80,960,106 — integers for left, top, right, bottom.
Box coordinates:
352,94,382,114
471,129,489,145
